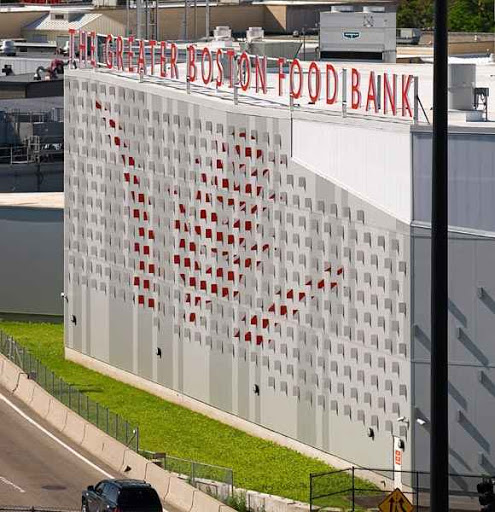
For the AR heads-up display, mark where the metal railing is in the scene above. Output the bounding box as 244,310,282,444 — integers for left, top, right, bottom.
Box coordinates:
0,137,64,165
140,450,234,498
73,35,425,125
0,330,237,495
0,331,139,452
0,508,78,512
310,466,491,511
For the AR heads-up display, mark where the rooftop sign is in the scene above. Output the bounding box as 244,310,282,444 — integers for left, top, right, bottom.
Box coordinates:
69,30,418,119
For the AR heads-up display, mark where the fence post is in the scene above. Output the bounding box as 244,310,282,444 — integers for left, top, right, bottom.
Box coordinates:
413,76,419,125
309,473,313,512
116,414,119,439
191,461,195,487
96,402,99,428
351,466,355,512
106,407,109,434
68,385,72,409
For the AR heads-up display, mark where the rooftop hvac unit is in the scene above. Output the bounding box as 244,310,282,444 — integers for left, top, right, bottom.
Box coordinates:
246,27,264,43
319,9,396,63
213,26,232,41
448,63,476,110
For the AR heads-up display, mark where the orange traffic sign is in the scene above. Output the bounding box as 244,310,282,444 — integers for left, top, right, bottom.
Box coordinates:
378,488,414,512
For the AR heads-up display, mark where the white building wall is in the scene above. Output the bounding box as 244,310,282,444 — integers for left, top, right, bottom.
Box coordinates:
293,117,412,224
64,68,414,475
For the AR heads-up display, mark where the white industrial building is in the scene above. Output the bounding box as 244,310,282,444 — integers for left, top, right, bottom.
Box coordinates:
63,35,495,496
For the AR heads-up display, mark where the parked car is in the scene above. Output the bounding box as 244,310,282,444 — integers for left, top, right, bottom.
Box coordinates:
1,40,17,56
82,479,162,512
61,40,70,56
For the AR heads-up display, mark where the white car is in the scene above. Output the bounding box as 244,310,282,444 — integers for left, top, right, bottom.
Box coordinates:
61,40,70,56
1,40,17,57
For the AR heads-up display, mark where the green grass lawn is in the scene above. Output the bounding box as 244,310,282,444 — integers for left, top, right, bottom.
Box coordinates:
0,321,374,506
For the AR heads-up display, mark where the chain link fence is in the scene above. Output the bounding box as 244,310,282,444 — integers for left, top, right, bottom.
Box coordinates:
0,330,237,498
140,450,234,499
310,467,489,511
0,330,139,451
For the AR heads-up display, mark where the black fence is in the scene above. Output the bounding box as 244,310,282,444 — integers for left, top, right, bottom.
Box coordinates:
140,450,234,498
0,331,139,452
0,330,237,495
310,467,489,511
0,509,77,512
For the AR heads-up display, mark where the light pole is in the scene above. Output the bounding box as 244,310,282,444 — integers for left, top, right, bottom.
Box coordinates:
430,0,449,510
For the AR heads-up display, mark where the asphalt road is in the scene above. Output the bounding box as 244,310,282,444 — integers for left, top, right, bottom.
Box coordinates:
0,388,116,510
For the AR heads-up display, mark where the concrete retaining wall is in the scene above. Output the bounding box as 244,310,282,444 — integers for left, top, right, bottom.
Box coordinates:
0,353,236,512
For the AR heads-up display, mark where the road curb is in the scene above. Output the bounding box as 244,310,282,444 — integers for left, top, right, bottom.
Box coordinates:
0,354,236,512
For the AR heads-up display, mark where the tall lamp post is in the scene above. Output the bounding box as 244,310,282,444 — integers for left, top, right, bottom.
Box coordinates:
430,0,449,509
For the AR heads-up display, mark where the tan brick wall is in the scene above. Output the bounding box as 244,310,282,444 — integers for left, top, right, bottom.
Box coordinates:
99,4,266,40
263,5,287,34
0,11,45,39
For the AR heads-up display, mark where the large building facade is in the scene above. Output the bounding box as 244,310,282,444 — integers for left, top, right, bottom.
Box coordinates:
64,65,495,484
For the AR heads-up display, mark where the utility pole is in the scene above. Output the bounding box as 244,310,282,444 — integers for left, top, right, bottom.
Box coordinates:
430,0,449,510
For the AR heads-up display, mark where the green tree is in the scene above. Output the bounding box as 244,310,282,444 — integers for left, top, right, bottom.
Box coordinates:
398,0,494,31
397,0,434,28
449,0,494,31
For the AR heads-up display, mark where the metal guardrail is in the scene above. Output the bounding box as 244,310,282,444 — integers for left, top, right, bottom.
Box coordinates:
0,330,237,495
310,466,493,511
0,330,140,452
0,137,64,165
140,450,234,497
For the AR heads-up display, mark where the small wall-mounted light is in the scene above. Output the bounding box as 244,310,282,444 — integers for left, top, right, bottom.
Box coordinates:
367,427,375,439
156,348,162,358
416,418,426,426
253,384,260,396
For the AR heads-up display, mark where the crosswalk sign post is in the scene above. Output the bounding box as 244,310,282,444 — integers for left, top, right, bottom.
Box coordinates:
379,488,414,512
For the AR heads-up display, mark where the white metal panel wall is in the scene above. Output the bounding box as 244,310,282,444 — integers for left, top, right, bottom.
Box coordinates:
413,130,495,233
292,118,412,223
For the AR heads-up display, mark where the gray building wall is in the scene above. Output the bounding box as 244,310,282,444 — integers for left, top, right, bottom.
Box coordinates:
411,127,495,483
0,206,63,317
412,228,495,480
413,129,495,232
64,70,413,473
0,163,63,192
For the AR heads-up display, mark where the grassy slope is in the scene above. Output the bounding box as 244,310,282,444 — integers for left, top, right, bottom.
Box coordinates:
0,321,370,505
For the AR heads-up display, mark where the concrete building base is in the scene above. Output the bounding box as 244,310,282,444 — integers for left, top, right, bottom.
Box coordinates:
65,346,392,490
